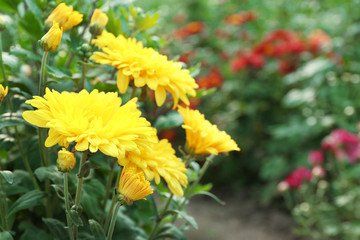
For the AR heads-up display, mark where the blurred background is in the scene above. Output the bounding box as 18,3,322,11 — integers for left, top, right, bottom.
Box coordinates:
135,0,360,239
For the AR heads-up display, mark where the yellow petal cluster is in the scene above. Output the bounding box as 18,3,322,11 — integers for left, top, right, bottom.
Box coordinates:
178,107,240,155
22,88,157,159
89,9,108,36
119,138,188,196
57,148,76,172
45,3,83,32
0,84,8,103
39,21,63,52
118,167,153,204
91,31,198,108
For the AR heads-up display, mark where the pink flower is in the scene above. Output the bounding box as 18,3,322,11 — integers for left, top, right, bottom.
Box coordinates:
312,165,326,178
321,128,360,164
285,167,312,189
308,150,324,165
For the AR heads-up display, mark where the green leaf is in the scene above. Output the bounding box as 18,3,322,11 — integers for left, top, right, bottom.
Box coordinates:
19,222,52,240
24,0,43,20
137,12,160,31
0,112,28,129
46,66,78,80
19,11,43,40
0,232,13,240
106,9,122,36
78,162,100,178
42,218,69,240
10,47,42,62
155,223,185,240
34,166,63,183
195,88,216,98
8,190,47,217
167,210,198,229
154,111,183,131
89,219,106,240
51,184,65,201
0,170,14,184
192,191,226,205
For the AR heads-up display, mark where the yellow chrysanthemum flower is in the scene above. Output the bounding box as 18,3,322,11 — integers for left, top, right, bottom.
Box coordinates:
91,31,198,108
178,107,240,155
22,88,157,159
89,9,108,36
119,138,188,196
45,3,83,32
0,84,8,103
118,167,153,204
57,148,76,172
39,21,63,52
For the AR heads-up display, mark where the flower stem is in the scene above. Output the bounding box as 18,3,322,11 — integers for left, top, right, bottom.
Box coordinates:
39,51,49,96
100,158,117,224
106,201,122,240
80,64,87,91
148,194,173,240
0,32,8,85
104,168,121,232
64,173,75,240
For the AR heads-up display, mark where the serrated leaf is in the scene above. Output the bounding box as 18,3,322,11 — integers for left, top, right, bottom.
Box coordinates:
0,170,14,184
155,223,185,240
154,111,183,131
137,12,160,31
89,219,106,240
192,191,226,205
167,210,198,229
8,190,47,216
42,218,68,240
0,231,13,240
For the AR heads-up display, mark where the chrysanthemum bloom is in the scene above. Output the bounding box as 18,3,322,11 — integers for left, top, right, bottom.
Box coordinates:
0,16,6,31
0,84,8,103
118,167,153,205
39,21,63,52
22,88,157,159
57,148,76,172
45,3,83,32
178,107,240,155
89,9,108,36
119,138,188,196
91,31,198,108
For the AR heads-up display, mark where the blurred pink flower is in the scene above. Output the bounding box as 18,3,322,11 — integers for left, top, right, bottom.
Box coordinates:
285,167,312,189
308,150,324,165
321,128,360,164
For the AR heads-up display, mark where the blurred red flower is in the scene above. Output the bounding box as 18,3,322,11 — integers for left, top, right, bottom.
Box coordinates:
285,167,312,189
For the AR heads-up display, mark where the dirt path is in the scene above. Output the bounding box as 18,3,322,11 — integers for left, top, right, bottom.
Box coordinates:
185,194,309,240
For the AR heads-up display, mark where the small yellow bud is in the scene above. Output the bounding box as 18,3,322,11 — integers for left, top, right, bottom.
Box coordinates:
39,21,63,52
0,16,6,32
45,3,83,32
57,148,76,172
0,84,8,103
118,167,153,205
89,9,108,36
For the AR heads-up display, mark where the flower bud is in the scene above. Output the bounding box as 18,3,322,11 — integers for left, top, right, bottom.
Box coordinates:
118,167,153,205
39,21,63,52
0,84,8,103
277,181,289,192
89,9,108,36
57,148,76,172
45,3,83,32
0,16,6,32
312,165,326,178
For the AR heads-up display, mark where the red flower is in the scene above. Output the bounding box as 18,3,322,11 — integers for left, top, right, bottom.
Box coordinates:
224,11,258,26
278,60,296,74
285,167,312,189
307,29,331,53
174,21,205,39
308,150,324,165
230,55,248,72
159,129,178,142
197,67,223,89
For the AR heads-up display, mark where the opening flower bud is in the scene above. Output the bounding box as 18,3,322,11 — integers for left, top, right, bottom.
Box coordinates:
0,84,8,103
89,9,108,36
39,21,63,52
57,148,76,172
118,167,153,205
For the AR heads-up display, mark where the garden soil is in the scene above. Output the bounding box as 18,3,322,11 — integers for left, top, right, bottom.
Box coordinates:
185,193,310,240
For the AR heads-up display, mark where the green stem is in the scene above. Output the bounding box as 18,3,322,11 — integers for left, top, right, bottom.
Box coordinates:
64,173,74,240
0,177,9,230
148,194,173,240
0,32,8,85
39,51,49,96
80,64,87,91
73,151,88,239
104,168,121,232
106,201,122,240
130,87,137,99
100,158,117,224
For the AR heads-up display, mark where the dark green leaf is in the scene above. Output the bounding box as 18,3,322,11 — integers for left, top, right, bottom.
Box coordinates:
35,166,63,183
51,184,65,201
155,223,185,240
24,0,43,20
78,162,100,178
0,170,14,184
154,111,183,131
167,210,198,229
89,219,106,240
191,191,226,205
19,222,52,240
19,11,43,40
46,66,78,80
0,231,13,240
69,209,83,227
8,190,47,217
42,218,69,240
